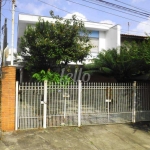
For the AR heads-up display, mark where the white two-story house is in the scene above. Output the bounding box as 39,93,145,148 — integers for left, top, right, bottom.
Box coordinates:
17,14,121,64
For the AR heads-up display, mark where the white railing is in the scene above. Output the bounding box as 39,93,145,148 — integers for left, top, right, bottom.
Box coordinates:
15,81,150,130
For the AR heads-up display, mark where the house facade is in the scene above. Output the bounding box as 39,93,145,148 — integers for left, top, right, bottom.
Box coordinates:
17,14,121,64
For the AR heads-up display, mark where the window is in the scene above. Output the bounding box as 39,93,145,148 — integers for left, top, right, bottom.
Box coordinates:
89,31,99,53
79,30,99,56
89,31,99,38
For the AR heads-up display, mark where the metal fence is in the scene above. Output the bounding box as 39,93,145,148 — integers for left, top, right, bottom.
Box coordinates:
16,81,150,130
136,82,150,121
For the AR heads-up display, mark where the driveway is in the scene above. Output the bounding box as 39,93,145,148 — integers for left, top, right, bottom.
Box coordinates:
0,123,150,150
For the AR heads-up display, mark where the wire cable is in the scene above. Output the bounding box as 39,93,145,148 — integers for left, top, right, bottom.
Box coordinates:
67,0,150,26
83,0,148,20
1,12,17,24
2,0,7,7
36,0,148,35
114,0,150,14
37,0,73,15
36,0,147,34
92,0,150,17
1,1,147,35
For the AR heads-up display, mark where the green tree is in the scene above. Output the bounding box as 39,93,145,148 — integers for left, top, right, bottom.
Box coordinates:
32,69,72,84
20,11,92,74
84,38,150,81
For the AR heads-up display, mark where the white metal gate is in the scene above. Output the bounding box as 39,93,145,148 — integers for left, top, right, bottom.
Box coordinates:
15,81,150,130
16,81,82,129
16,82,44,130
46,81,80,127
81,82,133,125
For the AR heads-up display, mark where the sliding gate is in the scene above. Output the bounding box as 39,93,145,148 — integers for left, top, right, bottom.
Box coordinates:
81,82,133,125
16,81,150,130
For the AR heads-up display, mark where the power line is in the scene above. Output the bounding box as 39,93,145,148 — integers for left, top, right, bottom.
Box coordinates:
36,0,146,34
83,0,148,20
36,0,147,35
2,0,8,7
1,1,147,35
67,0,150,26
92,0,150,17
2,0,87,22
114,0,150,14
1,12,17,24
37,0,72,15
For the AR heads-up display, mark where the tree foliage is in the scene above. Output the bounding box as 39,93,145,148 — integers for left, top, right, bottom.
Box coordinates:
32,69,72,83
84,38,150,81
20,11,92,74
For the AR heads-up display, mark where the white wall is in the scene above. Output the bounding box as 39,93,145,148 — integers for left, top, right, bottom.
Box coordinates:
99,31,106,52
105,25,120,50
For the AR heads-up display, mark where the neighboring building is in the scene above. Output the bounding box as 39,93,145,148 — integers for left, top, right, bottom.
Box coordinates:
121,34,146,44
17,14,121,64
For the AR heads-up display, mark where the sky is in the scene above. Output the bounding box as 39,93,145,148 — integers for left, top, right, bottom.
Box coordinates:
1,0,150,51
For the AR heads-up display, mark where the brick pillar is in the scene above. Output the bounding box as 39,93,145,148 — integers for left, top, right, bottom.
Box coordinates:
1,66,16,131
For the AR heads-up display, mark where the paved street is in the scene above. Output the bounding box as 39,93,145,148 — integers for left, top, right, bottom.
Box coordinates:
0,123,150,150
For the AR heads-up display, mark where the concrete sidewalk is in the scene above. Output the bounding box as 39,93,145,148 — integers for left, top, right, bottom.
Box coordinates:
0,124,150,150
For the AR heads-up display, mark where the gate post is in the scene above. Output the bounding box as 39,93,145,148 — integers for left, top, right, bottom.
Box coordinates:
78,80,82,127
1,66,16,131
132,81,136,123
43,80,47,128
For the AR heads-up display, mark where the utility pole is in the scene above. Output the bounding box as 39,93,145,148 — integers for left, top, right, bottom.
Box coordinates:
2,18,7,66
0,1,1,141
128,22,130,35
3,18,7,51
0,0,2,67
11,0,15,66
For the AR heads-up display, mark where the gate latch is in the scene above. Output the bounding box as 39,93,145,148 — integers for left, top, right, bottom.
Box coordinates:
105,99,111,102
41,101,47,104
